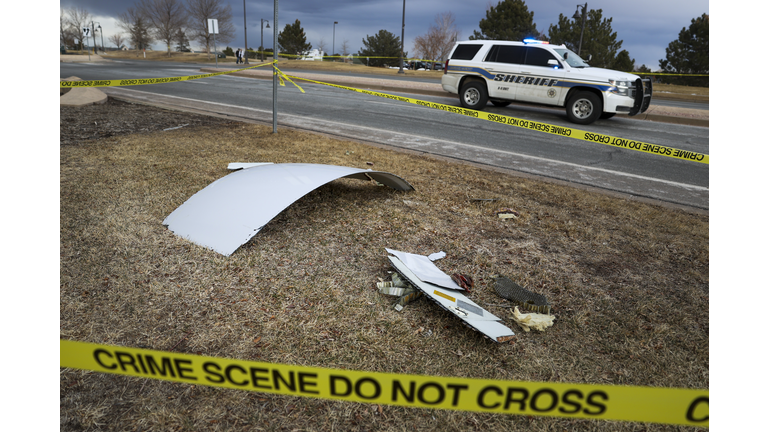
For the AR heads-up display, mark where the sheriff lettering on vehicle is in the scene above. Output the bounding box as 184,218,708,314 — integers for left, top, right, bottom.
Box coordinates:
441,39,652,125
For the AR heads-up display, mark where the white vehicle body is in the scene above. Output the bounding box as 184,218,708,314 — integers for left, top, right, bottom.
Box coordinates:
441,40,652,125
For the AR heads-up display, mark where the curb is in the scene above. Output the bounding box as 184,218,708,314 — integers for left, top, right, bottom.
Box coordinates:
60,76,108,107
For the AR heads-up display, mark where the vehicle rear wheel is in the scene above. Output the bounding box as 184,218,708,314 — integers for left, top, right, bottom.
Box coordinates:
566,91,602,125
459,81,488,110
491,100,511,107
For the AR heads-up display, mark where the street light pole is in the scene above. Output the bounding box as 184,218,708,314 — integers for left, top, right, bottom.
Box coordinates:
333,21,338,61
243,0,249,64
261,19,270,61
572,3,587,55
98,25,103,54
398,0,405,74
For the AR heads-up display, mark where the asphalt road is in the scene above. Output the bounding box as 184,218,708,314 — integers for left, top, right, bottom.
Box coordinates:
61,60,709,211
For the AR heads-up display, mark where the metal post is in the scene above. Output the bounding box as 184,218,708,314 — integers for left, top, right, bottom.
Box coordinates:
398,0,405,74
99,25,103,54
213,32,218,67
243,0,249,64
273,0,278,133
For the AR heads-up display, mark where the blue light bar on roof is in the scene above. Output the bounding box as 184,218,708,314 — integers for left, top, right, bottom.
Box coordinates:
523,38,549,44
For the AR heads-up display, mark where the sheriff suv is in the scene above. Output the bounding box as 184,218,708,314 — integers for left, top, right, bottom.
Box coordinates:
441,39,652,125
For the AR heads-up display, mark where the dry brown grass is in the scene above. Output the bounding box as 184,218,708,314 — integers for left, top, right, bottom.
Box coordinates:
60,104,708,431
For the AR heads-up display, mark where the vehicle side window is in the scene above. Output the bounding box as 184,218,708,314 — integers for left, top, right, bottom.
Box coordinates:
451,44,483,60
525,47,559,67
486,45,526,64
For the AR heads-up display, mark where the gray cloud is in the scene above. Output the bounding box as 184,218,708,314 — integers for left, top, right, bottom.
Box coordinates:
60,0,708,69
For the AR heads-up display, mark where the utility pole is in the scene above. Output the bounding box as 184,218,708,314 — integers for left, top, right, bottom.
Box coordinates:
398,0,405,74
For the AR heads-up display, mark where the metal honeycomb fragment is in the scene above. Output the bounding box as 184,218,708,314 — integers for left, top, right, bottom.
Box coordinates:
493,276,551,315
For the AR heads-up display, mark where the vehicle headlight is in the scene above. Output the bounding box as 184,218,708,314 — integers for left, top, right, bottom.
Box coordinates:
609,79,631,96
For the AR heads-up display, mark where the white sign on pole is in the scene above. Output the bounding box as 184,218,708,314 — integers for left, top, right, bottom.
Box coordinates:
207,19,219,34
83,28,91,37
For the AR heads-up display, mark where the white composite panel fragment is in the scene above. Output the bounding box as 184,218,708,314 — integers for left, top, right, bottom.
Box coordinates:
163,163,414,256
385,248,463,290
387,252,515,342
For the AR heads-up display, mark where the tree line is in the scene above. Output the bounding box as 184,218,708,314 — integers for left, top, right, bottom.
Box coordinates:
61,0,236,59
60,0,707,86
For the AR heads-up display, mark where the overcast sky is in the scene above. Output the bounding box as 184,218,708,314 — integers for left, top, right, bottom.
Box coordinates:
59,0,708,70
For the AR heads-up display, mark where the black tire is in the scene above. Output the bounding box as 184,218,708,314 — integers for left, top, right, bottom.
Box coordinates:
566,91,603,125
491,100,511,107
459,81,488,110
600,112,616,119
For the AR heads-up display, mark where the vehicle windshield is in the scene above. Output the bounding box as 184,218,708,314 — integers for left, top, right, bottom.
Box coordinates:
553,48,590,68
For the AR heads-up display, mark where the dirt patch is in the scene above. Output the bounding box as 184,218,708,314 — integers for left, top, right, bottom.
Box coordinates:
60,98,708,431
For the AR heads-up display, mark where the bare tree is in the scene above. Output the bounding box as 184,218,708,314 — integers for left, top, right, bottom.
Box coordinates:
340,39,350,56
317,37,327,56
117,7,154,52
186,0,235,59
413,12,459,66
138,0,189,57
60,8,78,49
109,33,126,50
66,6,92,53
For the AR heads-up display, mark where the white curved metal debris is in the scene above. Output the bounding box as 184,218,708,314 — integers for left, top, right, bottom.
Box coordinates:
162,163,415,256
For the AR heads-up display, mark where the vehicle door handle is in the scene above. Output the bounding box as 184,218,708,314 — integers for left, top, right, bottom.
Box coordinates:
520,71,531,75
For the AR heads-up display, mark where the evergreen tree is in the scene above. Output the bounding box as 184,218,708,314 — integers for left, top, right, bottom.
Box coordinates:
659,13,708,87
468,0,538,41
548,8,624,69
612,49,635,72
358,29,405,67
278,19,311,57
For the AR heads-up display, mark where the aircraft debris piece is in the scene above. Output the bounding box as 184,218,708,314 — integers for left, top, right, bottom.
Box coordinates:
427,251,446,261
510,306,556,332
385,248,464,291
377,273,423,312
163,163,414,256
494,276,551,314
385,249,515,342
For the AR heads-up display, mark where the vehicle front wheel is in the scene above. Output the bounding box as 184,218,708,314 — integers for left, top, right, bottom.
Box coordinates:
566,91,602,125
459,81,488,110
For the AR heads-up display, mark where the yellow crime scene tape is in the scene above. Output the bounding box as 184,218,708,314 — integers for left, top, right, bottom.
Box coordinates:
59,61,276,88
276,71,709,165
61,340,708,426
